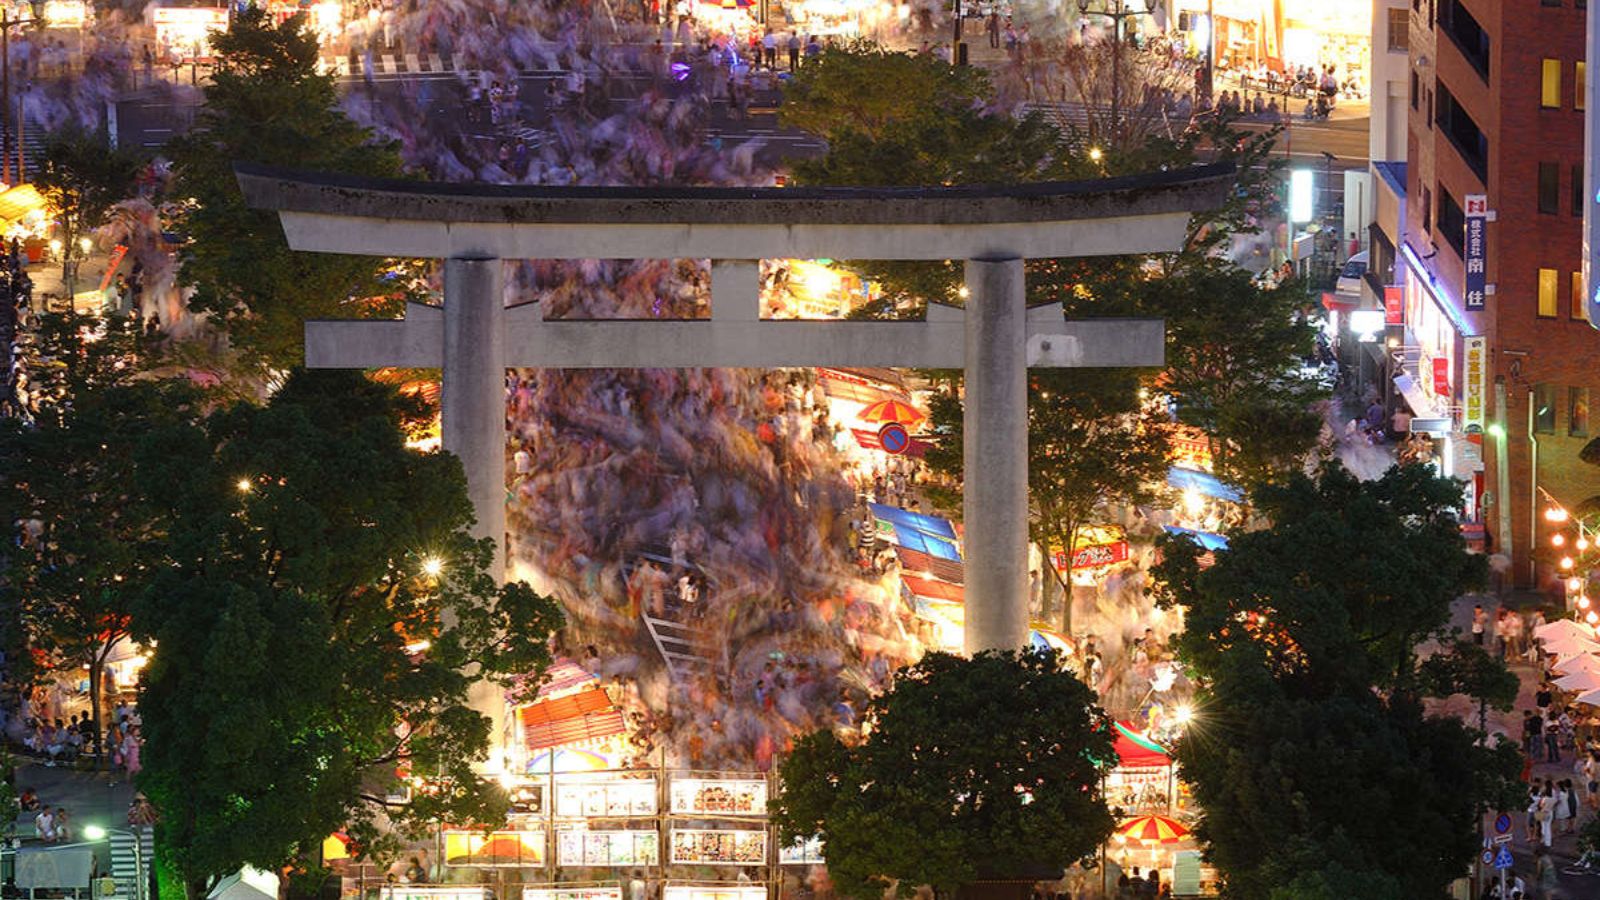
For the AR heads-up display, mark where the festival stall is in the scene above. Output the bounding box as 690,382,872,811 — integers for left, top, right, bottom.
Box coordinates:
1107,721,1177,817
40,0,88,28
762,259,879,320
145,1,229,62
261,0,343,41
1050,524,1131,588
1111,815,1195,892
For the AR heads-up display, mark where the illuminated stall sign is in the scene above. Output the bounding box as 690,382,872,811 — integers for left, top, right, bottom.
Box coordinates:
779,837,825,866
556,829,661,867
1167,425,1214,472
1051,541,1130,573
669,829,768,866
383,890,493,900
442,823,546,868
668,778,768,816
524,889,623,900
555,776,659,818
662,888,768,900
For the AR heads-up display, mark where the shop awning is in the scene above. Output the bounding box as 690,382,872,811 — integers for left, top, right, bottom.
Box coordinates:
872,502,961,559
520,687,625,752
1320,291,1359,313
1392,371,1443,419
0,184,45,222
895,545,964,583
1162,526,1229,552
534,660,598,700
1113,720,1173,769
817,368,912,405
1167,466,1243,503
901,574,963,603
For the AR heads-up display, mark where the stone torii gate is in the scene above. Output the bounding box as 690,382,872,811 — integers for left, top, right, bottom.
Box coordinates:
237,163,1231,662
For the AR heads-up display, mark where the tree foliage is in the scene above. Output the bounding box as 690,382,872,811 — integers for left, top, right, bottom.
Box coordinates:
131,370,563,897
772,650,1115,897
167,8,404,369
35,129,145,279
0,311,179,763
1151,464,1520,898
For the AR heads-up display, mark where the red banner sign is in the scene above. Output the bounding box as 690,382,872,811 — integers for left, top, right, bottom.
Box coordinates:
1384,286,1403,325
1052,541,1130,573
1432,357,1451,397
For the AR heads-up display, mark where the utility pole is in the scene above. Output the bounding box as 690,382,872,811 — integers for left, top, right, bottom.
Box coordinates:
1077,0,1149,146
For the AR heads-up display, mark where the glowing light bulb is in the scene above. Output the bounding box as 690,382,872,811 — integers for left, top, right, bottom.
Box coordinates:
421,557,444,577
1587,611,1599,625
1569,577,1583,592
1088,147,1104,162
1554,533,1567,547
1580,538,1591,551
1580,596,1592,610
1561,556,1576,570
1172,705,1194,725
1547,507,1571,523
236,478,252,493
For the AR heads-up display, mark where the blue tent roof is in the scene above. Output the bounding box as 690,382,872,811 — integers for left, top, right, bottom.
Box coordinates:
870,503,962,560
1162,526,1230,552
1167,466,1243,503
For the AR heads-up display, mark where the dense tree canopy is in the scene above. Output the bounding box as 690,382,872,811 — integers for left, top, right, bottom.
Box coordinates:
1152,465,1521,899
130,370,563,898
772,650,1115,897
168,9,404,369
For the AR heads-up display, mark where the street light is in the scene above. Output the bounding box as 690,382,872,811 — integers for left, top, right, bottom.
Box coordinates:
421,556,444,577
1076,0,1151,146
82,825,147,900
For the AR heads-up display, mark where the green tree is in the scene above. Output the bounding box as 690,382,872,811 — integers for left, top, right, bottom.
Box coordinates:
35,129,145,287
167,8,404,369
1151,464,1521,898
772,650,1115,898
131,370,563,899
0,311,179,765
922,369,1167,629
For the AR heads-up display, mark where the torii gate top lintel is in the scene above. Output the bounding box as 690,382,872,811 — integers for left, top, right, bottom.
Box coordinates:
234,162,1235,261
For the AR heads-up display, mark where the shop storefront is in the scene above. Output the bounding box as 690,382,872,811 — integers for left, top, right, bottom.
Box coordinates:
1168,0,1369,83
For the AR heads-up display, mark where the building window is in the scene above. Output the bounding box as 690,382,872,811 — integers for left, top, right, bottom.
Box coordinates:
1388,7,1410,51
1576,165,1586,216
1540,163,1561,214
1411,70,1419,109
1422,187,1433,233
1544,59,1563,108
1575,272,1587,319
1535,384,1557,435
1581,62,1589,110
1571,387,1590,436
1544,0,1562,7
1540,268,1561,317
1439,189,1466,255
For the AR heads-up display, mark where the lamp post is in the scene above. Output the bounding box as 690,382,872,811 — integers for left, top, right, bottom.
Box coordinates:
1076,0,1150,146
83,824,147,900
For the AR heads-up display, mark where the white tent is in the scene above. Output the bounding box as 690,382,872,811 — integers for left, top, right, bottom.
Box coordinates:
1553,653,1600,675
1554,670,1600,693
207,868,279,900
1536,619,1597,643
1541,634,1600,657
1575,688,1600,707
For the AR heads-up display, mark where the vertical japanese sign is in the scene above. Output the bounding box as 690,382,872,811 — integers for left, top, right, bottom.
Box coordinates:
1464,194,1488,311
1432,357,1452,398
1384,286,1404,325
1463,336,1486,433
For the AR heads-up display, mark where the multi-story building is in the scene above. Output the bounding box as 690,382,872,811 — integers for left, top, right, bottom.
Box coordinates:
1397,0,1600,592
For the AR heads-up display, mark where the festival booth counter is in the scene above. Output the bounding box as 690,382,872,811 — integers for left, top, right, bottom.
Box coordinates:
1107,721,1177,816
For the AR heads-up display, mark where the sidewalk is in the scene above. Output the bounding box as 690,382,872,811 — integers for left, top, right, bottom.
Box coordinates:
13,758,138,836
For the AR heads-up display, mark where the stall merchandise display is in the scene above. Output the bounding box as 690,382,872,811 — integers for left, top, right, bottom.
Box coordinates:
556,777,660,818
557,830,661,867
669,829,768,865
524,889,622,900
668,778,768,816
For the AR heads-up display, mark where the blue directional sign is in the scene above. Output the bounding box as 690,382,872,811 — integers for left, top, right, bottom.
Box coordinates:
1493,846,1514,870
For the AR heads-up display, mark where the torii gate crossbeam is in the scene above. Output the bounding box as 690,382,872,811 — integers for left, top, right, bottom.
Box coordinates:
237,163,1233,667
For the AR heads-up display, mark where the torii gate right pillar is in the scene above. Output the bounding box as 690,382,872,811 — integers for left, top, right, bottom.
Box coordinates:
963,257,1029,654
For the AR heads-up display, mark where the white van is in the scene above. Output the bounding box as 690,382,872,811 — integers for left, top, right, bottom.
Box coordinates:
1335,250,1369,296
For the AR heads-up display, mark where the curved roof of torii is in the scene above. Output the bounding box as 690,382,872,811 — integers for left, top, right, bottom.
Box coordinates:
233,162,1237,262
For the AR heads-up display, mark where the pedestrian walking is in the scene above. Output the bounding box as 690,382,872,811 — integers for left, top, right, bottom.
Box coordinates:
762,29,777,69
1533,843,1560,899
1535,783,1556,846
1473,604,1488,645
787,32,800,70
986,11,1000,48
1547,714,1563,764
1553,779,1573,835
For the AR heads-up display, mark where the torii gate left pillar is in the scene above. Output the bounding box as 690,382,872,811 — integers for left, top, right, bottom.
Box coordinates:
238,163,1234,748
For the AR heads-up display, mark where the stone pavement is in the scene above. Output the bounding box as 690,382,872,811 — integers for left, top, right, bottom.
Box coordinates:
13,758,138,836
